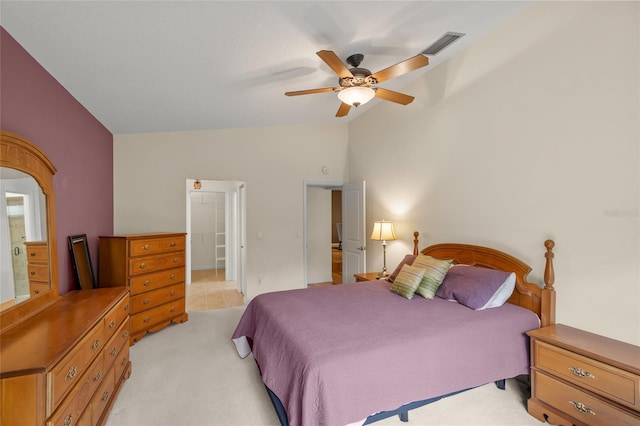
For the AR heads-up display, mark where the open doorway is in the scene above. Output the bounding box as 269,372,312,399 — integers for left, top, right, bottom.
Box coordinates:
185,179,246,310
304,181,366,287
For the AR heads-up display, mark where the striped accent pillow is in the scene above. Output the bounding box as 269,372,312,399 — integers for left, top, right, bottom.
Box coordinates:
412,254,453,299
390,264,426,299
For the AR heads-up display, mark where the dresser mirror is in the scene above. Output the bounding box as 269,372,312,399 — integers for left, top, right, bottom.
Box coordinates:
0,131,59,333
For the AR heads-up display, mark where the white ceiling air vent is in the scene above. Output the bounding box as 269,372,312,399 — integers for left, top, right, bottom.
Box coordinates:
422,32,465,55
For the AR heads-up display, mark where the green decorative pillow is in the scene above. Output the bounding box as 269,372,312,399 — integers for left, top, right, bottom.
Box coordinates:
390,264,426,299
412,254,453,299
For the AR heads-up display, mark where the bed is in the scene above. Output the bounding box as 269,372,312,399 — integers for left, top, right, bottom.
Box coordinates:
232,233,556,426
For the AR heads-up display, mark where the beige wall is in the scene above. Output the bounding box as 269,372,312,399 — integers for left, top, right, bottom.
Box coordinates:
114,124,348,299
348,1,639,344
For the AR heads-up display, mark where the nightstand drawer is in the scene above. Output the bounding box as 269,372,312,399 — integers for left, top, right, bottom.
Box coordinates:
535,340,640,410
534,371,640,426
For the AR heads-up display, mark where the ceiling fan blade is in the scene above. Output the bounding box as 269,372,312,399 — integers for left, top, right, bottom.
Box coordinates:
317,50,354,79
285,87,337,96
375,88,415,105
336,102,351,117
371,54,429,83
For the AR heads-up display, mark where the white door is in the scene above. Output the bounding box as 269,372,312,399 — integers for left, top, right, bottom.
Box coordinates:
341,181,366,283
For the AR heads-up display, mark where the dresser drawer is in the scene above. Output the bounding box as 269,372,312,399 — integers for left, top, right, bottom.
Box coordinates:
129,236,184,257
104,294,130,340
130,298,185,334
130,267,185,295
48,323,106,415
28,263,50,281
130,252,185,276
535,340,640,410
115,343,130,382
25,242,49,261
534,371,640,426
130,283,185,313
30,281,49,296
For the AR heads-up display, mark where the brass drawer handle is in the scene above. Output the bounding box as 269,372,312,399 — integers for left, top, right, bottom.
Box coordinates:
143,244,151,250
102,390,110,401
30,251,36,257
65,366,77,381
169,290,176,296
569,401,596,415
169,241,176,247
143,298,151,304
93,371,102,382
170,307,176,312
569,367,595,379
143,317,151,323
143,281,151,286
121,357,127,366
172,258,179,263
125,303,129,311
92,339,100,350
123,330,129,337
30,271,36,276
111,347,117,356
63,414,73,426
169,274,176,280
139,263,147,269
108,320,116,328
34,289,39,295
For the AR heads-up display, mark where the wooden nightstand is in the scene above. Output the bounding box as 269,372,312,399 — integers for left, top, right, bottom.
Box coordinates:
527,324,640,426
354,272,386,282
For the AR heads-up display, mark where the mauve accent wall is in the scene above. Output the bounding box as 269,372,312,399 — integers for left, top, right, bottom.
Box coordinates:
1,27,113,294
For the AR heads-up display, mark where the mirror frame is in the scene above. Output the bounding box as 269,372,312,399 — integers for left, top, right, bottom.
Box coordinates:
68,234,97,290
0,131,59,334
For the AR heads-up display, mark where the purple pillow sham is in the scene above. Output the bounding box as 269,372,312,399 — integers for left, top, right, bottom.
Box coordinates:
436,265,516,310
387,255,417,283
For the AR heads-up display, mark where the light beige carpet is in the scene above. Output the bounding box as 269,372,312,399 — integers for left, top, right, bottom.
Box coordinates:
106,307,544,426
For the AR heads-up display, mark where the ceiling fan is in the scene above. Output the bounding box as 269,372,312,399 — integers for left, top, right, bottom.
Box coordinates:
285,50,429,117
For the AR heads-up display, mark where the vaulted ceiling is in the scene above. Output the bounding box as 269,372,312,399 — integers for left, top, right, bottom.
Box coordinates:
1,1,532,134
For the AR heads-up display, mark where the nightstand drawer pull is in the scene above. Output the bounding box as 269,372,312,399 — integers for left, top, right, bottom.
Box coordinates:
569,367,595,379
569,401,596,415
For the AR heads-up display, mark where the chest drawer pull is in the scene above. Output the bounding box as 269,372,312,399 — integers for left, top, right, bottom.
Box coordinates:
172,257,179,263
169,274,176,279
108,320,116,328
143,316,151,323
92,339,100,350
569,367,595,379
143,298,151,304
169,290,176,296
123,330,129,337
93,371,102,382
169,241,176,247
143,281,151,286
143,244,151,250
102,390,110,401
569,401,596,415
65,366,77,381
170,307,176,312
111,347,118,356
139,263,147,269
63,414,73,426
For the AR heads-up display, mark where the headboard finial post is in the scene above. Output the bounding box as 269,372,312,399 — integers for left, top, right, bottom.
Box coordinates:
413,232,419,256
543,240,555,291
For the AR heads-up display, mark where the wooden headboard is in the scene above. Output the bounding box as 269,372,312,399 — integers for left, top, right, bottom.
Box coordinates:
412,232,556,327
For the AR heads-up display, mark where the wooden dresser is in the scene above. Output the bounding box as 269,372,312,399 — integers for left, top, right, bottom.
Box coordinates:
0,287,131,425
24,241,49,297
528,324,640,426
99,233,188,345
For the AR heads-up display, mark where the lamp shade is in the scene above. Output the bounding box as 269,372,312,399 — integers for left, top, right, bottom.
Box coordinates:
371,221,397,241
337,86,376,107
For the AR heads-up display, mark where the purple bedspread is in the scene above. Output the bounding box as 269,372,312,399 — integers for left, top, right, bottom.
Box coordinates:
231,280,540,426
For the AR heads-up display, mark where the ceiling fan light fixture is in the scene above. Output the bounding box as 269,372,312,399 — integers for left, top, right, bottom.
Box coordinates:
337,86,375,108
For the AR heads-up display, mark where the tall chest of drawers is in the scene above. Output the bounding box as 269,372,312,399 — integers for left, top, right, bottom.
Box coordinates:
0,288,131,426
24,241,49,297
99,233,188,345
528,324,640,426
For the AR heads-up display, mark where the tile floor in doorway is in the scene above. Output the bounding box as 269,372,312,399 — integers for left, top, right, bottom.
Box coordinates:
187,269,244,311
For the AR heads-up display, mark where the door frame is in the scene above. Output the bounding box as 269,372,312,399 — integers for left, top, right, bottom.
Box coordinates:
185,179,246,299
303,180,365,286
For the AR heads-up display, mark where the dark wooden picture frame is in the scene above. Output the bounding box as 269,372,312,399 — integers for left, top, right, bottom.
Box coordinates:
68,234,96,290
